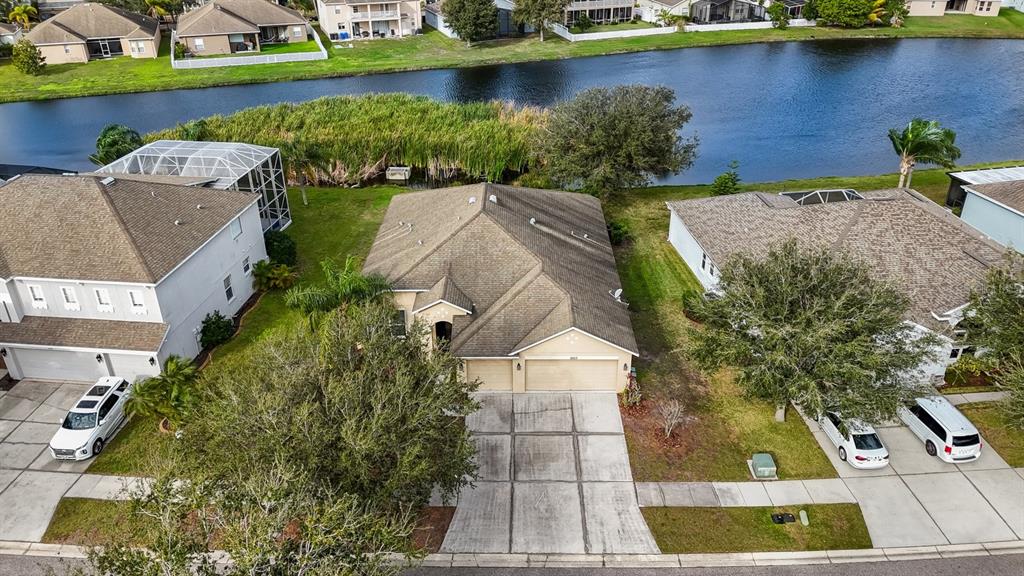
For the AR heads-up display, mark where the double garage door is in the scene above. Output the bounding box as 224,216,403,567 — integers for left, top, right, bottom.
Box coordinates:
6,348,158,382
465,358,618,391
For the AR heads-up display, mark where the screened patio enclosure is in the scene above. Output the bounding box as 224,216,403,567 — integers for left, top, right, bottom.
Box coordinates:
99,140,291,232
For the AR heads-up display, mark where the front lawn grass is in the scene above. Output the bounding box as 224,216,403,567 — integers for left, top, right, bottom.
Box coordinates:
2,11,1023,102
42,498,156,547
88,415,172,477
959,402,1024,467
642,504,872,553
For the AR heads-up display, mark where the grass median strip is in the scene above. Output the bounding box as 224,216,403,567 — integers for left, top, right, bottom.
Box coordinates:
42,499,157,547
642,504,872,553
2,11,1023,102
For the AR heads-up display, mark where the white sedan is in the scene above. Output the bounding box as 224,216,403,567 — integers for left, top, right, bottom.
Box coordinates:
818,411,889,469
49,377,131,461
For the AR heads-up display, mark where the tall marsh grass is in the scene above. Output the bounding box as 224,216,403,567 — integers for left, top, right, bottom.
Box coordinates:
148,94,546,184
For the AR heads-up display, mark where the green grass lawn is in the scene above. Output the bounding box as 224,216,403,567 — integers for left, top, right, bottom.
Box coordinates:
260,39,323,55
2,10,1023,102
42,498,156,547
959,402,1024,467
643,505,872,553
88,416,172,476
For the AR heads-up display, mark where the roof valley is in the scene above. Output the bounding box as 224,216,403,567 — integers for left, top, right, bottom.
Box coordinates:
91,178,158,282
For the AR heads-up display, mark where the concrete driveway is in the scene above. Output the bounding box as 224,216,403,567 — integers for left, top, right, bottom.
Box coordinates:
809,416,1024,548
0,380,93,542
441,392,659,555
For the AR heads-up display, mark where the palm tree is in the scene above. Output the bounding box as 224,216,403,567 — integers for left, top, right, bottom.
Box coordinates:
8,4,37,30
145,0,170,19
285,256,392,325
280,137,327,207
126,356,200,432
888,118,961,189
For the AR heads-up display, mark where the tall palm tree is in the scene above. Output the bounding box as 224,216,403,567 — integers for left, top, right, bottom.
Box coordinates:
126,356,200,432
285,256,392,325
8,4,37,30
280,137,327,206
888,118,961,189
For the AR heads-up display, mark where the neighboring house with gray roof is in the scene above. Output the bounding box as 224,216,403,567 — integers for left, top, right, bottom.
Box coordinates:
24,3,160,64
175,0,308,56
666,188,1009,382
959,179,1024,252
0,22,23,45
364,183,638,393
0,174,267,383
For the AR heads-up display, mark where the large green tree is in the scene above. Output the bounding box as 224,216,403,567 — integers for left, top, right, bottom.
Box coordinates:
11,38,44,75
536,85,698,198
285,256,393,325
442,0,498,46
78,302,479,575
512,0,568,41
89,124,143,165
965,254,1023,363
888,118,961,188
687,240,936,422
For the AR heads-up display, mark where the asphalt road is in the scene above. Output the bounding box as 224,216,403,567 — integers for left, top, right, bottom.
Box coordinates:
5,553,1022,576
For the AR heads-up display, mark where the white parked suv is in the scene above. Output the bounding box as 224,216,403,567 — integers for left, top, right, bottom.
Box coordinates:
898,396,982,463
817,411,890,469
49,377,132,461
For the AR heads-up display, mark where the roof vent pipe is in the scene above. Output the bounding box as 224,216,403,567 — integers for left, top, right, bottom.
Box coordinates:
468,197,476,204
529,217,537,226
174,219,182,226
196,204,203,209
488,194,498,204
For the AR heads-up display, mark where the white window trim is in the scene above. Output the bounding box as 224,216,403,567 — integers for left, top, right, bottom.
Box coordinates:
27,284,47,309
194,38,205,51
128,289,147,315
95,288,113,313
60,286,80,311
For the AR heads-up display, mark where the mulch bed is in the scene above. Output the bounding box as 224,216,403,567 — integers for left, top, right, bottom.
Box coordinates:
410,506,455,553
621,399,701,461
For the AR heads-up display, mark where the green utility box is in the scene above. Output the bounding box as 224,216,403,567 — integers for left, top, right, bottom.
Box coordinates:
751,453,777,480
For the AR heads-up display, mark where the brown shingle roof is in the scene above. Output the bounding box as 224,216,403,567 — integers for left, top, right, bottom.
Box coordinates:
25,3,158,45
0,316,167,352
0,175,257,283
176,0,305,37
966,180,1024,215
364,184,638,357
666,189,1007,333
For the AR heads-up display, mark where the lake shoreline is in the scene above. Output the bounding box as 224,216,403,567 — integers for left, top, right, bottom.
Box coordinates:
1,11,1023,104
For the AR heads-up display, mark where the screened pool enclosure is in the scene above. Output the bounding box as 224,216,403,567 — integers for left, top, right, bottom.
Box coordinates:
99,140,291,232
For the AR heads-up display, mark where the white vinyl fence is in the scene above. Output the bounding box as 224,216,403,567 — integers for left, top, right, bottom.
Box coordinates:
550,22,679,41
684,18,815,32
171,25,327,69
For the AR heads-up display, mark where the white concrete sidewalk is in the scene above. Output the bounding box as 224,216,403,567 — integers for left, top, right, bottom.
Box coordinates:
943,390,1007,406
635,479,856,508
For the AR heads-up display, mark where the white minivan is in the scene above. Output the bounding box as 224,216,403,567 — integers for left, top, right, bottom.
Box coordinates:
898,396,982,463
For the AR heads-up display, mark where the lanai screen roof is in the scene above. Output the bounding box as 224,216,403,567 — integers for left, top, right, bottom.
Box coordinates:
949,166,1024,185
98,140,278,189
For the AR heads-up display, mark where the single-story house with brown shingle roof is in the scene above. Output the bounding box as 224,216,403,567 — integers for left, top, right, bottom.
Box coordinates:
0,22,22,45
0,174,267,383
666,188,1009,383
23,3,160,64
363,183,638,392
175,0,308,56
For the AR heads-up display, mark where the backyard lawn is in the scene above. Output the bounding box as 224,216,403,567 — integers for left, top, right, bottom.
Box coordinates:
2,10,1023,102
571,20,661,33
960,402,1024,467
261,39,322,55
642,504,872,553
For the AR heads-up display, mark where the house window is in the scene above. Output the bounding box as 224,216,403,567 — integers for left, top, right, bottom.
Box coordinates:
701,253,708,270
292,26,303,38
130,40,145,54
949,347,962,359
242,257,251,275
224,275,234,302
95,288,113,312
194,38,205,51
61,286,80,311
230,217,242,239
391,309,407,337
128,289,146,314
64,46,71,54
28,284,46,309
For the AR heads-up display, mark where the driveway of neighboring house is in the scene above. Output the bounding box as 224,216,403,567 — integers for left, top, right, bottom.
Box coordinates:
0,380,93,542
808,415,1024,548
440,392,659,555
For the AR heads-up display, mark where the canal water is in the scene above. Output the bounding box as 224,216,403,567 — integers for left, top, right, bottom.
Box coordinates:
1,37,1022,184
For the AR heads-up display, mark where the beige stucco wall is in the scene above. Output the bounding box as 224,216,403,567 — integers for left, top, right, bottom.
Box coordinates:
183,34,234,55
971,0,1001,15
907,0,946,15
118,32,160,59
316,0,421,39
37,43,88,64
465,359,514,391
285,24,307,42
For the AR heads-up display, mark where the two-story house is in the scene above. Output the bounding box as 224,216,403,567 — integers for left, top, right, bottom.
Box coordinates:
316,0,421,40
0,174,267,383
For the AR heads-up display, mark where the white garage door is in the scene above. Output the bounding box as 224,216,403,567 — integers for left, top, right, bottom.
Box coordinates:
108,354,160,382
525,359,618,391
10,348,107,382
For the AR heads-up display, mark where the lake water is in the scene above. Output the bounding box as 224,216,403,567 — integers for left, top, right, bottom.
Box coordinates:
2,37,1022,184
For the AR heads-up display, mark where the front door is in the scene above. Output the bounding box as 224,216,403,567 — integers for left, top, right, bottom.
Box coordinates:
434,322,453,350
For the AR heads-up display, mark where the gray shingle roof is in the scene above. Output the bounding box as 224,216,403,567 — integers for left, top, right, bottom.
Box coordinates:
0,315,167,352
966,180,1024,215
0,175,257,283
176,0,305,37
666,189,1007,333
364,184,638,357
25,3,158,45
